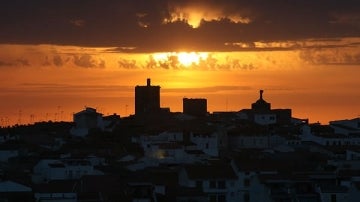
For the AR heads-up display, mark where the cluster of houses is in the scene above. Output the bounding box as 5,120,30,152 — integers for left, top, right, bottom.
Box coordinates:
0,80,359,201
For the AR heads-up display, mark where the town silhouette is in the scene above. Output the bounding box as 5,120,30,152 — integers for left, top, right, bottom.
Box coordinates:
0,78,359,201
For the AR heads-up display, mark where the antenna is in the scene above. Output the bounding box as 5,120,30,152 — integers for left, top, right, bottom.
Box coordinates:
226,98,228,111
18,110,22,125
29,114,35,124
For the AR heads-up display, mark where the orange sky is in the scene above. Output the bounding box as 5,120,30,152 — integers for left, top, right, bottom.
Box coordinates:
1,40,360,126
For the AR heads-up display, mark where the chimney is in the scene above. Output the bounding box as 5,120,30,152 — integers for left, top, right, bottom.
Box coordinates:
147,78,151,86
260,90,264,100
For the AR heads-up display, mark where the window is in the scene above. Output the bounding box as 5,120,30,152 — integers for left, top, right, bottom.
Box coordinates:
209,195,217,202
209,195,226,202
68,170,73,179
210,180,217,188
244,179,250,187
218,195,226,202
196,181,202,189
218,181,226,189
244,193,250,202
331,194,337,202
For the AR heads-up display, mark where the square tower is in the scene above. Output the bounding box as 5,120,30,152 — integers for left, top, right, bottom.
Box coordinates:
135,79,160,115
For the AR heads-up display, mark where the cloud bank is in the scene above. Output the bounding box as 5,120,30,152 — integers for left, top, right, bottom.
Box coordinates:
0,0,359,52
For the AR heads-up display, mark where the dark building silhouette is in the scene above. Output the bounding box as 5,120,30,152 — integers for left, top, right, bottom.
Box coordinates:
183,98,207,117
135,78,160,116
252,90,271,112
240,90,292,125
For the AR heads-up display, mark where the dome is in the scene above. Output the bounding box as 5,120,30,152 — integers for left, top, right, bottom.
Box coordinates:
251,90,271,111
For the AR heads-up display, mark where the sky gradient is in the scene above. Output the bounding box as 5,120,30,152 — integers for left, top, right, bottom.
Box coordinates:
1,0,360,126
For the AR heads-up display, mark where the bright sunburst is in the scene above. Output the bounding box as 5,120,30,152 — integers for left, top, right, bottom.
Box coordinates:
152,52,208,67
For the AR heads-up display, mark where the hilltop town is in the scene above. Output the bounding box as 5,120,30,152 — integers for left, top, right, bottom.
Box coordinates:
0,79,359,202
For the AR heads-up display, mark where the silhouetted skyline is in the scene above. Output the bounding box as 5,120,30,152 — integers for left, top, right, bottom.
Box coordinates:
0,1,359,126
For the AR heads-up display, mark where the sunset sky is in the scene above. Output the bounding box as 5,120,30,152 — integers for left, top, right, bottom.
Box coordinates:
1,0,360,126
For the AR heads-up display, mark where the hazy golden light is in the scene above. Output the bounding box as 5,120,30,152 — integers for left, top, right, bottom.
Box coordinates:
177,52,208,66
152,52,208,67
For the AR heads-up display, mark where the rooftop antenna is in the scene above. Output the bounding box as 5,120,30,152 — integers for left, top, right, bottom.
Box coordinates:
17,110,22,125
226,98,228,111
29,114,35,124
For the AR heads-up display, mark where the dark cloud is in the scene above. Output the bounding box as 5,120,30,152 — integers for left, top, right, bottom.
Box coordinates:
73,54,104,68
0,58,30,67
300,49,360,65
118,58,137,69
0,60,14,67
0,0,359,52
15,59,31,66
116,53,258,71
53,55,64,67
17,83,133,93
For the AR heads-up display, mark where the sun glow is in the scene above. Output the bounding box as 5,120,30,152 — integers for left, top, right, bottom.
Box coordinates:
152,52,208,67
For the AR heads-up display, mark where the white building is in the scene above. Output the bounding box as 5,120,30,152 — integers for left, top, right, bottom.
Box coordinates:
300,124,360,146
330,117,360,136
34,181,77,202
70,107,120,137
227,126,287,150
0,149,18,162
70,107,104,137
178,164,241,202
0,133,17,144
137,131,210,166
32,159,104,184
190,130,221,157
346,148,360,160
316,185,349,202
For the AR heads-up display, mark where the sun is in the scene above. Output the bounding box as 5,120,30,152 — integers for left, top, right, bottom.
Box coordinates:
152,52,208,67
